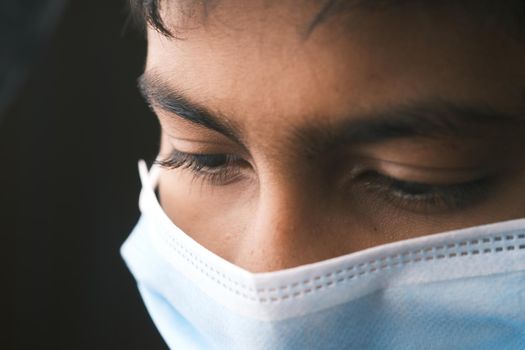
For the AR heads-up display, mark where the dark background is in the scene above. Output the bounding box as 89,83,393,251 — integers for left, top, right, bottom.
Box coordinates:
2,1,167,349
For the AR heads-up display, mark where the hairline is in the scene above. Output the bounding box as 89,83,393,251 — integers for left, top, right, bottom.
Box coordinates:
129,0,525,39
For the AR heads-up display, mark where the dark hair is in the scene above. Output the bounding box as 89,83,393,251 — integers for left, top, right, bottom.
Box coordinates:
129,0,171,37
129,0,525,39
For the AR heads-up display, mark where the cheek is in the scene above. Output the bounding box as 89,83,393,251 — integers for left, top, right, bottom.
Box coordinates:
158,169,257,261
487,167,525,218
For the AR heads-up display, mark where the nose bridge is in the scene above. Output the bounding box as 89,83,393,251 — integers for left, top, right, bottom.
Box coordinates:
233,174,325,272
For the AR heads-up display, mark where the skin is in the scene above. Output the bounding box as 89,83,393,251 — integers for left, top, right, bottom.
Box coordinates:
141,1,525,272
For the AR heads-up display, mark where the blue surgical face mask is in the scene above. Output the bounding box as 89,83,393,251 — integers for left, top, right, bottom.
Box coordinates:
121,161,525,350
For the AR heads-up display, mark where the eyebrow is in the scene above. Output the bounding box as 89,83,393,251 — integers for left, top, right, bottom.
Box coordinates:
138,72,523,149
331,104,522,143
138,73,242,143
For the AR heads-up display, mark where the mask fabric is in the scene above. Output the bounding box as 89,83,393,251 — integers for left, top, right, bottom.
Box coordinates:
122,161,525,350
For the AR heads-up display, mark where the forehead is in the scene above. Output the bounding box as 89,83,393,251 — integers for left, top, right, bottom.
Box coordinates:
145,1,525,135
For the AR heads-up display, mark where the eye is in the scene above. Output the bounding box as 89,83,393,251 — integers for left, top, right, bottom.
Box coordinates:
156,149,247,185
356,170,496,213
184,154,229,168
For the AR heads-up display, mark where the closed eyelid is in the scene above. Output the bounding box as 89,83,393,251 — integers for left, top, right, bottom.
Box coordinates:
352,155,491,172
350,160,496,185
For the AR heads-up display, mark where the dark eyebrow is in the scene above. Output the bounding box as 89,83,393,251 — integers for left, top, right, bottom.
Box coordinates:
138,72,242,143
332,102,523,144
138,72,523,151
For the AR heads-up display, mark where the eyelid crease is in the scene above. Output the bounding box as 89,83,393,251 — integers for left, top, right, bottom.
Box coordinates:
348,154,501,173
167,137,233,146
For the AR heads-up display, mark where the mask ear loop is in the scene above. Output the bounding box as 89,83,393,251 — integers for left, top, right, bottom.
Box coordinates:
138,159,161,189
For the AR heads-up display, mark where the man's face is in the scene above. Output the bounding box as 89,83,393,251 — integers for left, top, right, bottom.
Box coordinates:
141,1,525,272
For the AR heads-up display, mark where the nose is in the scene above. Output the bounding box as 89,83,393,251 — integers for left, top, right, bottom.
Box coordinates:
231,176,337,272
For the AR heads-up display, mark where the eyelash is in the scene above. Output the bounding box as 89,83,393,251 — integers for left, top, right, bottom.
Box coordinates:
356,171,494,212
157,150,494,212
156,150,245,185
